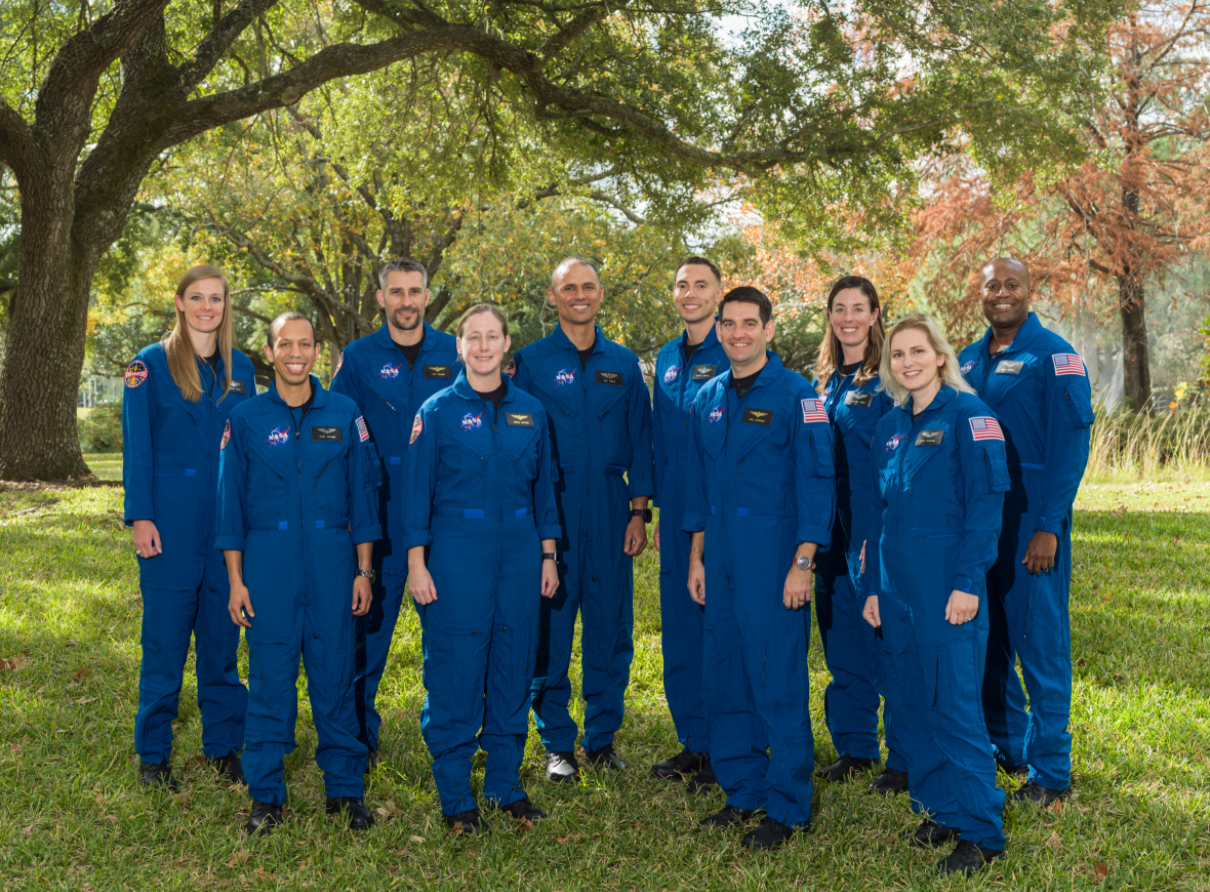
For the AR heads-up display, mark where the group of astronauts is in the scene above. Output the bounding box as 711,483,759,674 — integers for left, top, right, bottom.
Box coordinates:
121,249,1092,876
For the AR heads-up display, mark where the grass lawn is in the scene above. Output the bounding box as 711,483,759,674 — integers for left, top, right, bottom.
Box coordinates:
1,472,1207,890
84,453,123,482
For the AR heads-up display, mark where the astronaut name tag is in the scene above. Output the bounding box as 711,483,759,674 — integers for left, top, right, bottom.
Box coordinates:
741,408,774,425
915,429,944,446
691,365,717,381
504,412,535,427
844,391,874,407
423,364,452,379
227,379,247,395
312,426,343,442
595,370,623,386
995,360,1025,375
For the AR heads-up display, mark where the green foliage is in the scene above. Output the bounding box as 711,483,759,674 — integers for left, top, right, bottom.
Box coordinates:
76,407,123,454
1,479,1207,888
1088,405,1210,480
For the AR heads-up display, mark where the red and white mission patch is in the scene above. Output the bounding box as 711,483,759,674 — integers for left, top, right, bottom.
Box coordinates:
124,360,149,388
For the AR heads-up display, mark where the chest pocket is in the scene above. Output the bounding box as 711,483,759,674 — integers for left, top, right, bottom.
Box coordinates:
733,409,785,464
590,368,629,417
903,420,953,486
988,356,1041,404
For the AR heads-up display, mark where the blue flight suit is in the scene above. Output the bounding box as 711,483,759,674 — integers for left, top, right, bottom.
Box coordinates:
871,386,1011,849
959,313,1093,790
813,370,904,769
683,353,836,829
122,343,254,765
651,325,730,753
330,321,460,751
215,377,381,805
401,372,561,815
510,324,655,753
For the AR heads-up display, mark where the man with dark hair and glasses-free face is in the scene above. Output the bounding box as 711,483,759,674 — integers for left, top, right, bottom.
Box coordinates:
330,258,460,768
684,287,836,850
649,256,729,792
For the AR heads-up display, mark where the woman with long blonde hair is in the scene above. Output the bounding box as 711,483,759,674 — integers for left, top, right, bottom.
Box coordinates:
810,276,907,797
122,264,257,791
864,314,1010,876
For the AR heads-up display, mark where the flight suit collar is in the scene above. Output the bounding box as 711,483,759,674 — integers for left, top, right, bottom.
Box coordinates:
371,320,441,356
266,375,330,411
680,322,721,357
720,351,782,394
904,382,957,419
551,322,606,358
451,369,521,406
976,311,1044,359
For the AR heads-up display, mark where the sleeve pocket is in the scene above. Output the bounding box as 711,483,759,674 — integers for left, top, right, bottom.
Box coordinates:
810,428,835,478
1065,386,1095,429
982,443,1011,494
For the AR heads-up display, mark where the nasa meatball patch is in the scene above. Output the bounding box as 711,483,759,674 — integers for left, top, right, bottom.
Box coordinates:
409,413,423,444
124,360,149,389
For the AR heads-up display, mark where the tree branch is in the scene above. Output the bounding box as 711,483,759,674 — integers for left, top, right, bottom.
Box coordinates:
0,99,36,178
179,0,282,90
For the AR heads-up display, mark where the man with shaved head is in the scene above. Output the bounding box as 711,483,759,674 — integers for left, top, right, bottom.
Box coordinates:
957,258,1093,807
509,257,655,783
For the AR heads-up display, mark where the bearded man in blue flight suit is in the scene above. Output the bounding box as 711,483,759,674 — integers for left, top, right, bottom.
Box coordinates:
958,258,1094,806
685,286,836,851
509,256,655,782
330,257,460,766
217,312,382,835
649,256,729,792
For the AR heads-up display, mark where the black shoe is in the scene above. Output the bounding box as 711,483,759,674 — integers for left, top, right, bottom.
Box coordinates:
867,767,909,796
699,805,756,829
545,751,580,783
495,797,546,823
364,747,379,774
651,750,709,780
584,743,626,770
817,755,877,782
246,799,283,836
139,760,178,791
900,818,959,849
742,817,800,850
208,752,244,784
444,809,490,835
686,764,719,795
326,796,374,831
1013,780,1069,806
937,839,1004,876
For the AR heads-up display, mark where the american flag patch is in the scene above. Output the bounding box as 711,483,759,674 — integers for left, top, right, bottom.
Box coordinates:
355,416,369,442
801,398,828,423
969,416,1004,441
1052,353,1086,376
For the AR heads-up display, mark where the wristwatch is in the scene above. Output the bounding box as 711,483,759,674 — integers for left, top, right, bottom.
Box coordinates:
794,555,815,573
631,508,653,523
356,569,376,582
542,552,557,562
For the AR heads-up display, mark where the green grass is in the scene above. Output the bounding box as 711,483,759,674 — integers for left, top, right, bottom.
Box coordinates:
2,474,1208,890
84,452,123,482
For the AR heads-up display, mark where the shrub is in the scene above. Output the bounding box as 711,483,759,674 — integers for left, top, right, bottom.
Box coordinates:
78,405,123,453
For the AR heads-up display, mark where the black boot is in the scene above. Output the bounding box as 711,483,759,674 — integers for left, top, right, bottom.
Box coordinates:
326,796,375,831
139,760,178,792
900,818,959,849
817,755,877,782
937,839,1004,876
1013,780,1069,806
742,817,801,850
686,764,719,795
699,805,755,829
545,751,580,783
364,747,379,774
445,809,490,835
651,750,709,780
867,767,909,796
208,752,244,784
495,797,546,823
584,743,626,770
998,762,1030,781
246,799,283,836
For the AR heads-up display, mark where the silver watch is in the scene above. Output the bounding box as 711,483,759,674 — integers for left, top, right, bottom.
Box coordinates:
794,555,815,572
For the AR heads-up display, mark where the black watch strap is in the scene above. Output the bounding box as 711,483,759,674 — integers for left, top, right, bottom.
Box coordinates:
631,508,653,523
542,552,557,562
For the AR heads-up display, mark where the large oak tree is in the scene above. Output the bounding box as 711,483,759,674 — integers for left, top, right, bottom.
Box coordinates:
0,0,1110,478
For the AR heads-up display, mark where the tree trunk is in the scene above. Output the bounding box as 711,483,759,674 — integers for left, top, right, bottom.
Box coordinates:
1118,272,1151,413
